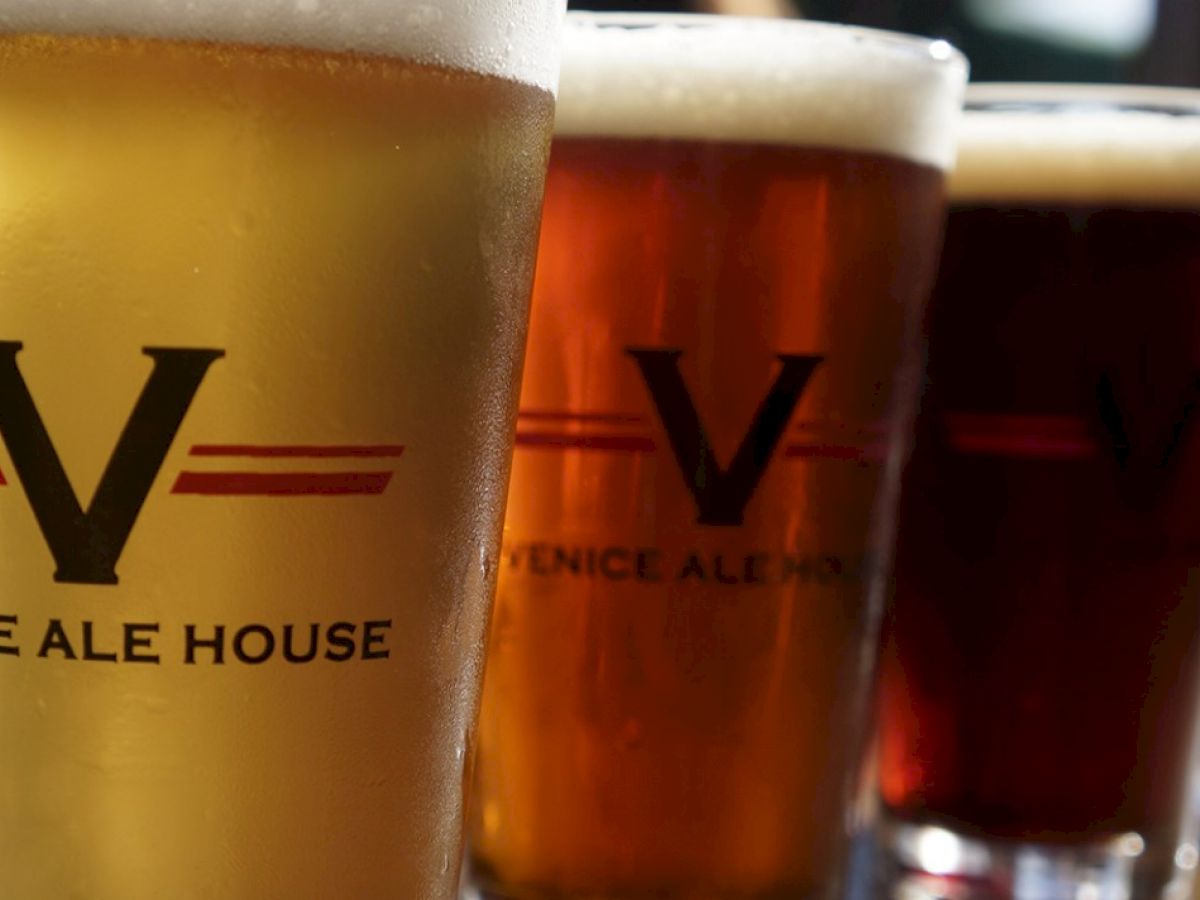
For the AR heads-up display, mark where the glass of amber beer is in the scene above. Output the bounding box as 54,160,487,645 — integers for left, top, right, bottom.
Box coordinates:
0,1,562,897
468,14,965,899
877,85,1200,900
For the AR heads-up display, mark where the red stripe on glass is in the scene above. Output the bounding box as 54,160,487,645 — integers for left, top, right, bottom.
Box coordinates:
793,420,886,435
190,445,405,458
945,413,1090,437
172,471,393,496
518,410,646,425
944,413,1098,459
515,433,655,452
784,444,878,461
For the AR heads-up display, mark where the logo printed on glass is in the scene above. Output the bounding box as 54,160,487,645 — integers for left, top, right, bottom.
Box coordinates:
0,343,405,586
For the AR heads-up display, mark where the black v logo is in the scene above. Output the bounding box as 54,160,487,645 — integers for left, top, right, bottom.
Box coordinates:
1095,371,1200,471
627,348,823,526
0,342,224,584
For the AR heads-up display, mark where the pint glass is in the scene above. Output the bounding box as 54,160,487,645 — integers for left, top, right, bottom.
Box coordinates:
0,1,562,897
877,86,1200,900
468,15,965,898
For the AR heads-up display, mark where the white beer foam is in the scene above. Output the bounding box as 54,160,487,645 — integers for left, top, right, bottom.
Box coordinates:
952,85,1200,205
554,13,966,171
0,0,564,92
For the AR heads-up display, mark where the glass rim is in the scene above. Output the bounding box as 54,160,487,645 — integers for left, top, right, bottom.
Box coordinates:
965,82,1200,115
0,0,568,93
951,83,1200,207
564,11,966,75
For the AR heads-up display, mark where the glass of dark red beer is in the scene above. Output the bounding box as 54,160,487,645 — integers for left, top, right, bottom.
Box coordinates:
877,85,1200,900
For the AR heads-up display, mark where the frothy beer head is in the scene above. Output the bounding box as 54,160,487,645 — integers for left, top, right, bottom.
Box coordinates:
555,13,966,171
952,85,1200,205
0,0,562,89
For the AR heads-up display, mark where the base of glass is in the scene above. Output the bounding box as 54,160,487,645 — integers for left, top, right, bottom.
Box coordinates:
462,880,830,900
461,862,835,900
874,817,1198,900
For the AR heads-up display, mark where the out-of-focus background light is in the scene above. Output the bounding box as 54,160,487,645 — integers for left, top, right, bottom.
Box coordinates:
963,0,1155,55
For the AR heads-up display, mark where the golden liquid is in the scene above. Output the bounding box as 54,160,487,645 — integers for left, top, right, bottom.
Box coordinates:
0,34,553,899
471,137,946,898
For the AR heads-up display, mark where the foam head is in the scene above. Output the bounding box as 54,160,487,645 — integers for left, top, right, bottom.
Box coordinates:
554,13,967,171
951,85,1200,206
0,0,564,91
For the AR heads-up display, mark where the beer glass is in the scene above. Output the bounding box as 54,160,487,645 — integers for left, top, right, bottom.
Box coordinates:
0,1,563,897
877,85,1200,900
468,14,966,899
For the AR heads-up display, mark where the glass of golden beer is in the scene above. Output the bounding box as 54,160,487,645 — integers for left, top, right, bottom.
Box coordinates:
877,85,1200,900
468,14,966,899
0,1,562,897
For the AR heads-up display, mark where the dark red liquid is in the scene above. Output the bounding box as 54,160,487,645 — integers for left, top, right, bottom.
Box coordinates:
879,204,1200,842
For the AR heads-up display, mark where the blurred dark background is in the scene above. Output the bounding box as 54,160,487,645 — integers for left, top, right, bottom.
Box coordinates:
569,0,1200,86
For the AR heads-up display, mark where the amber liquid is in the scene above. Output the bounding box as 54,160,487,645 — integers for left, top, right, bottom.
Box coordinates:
0,35,552,899
879,205,1200,846
471,137,947,898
